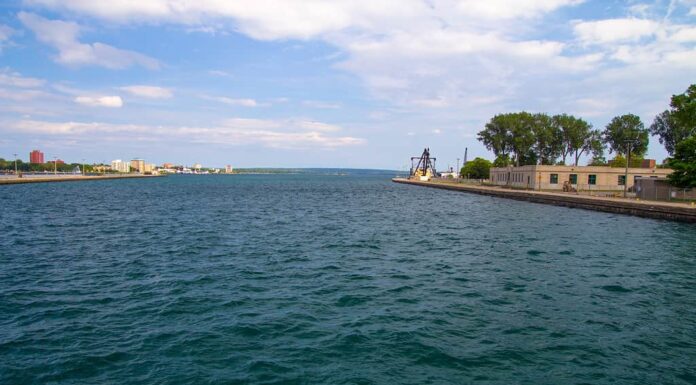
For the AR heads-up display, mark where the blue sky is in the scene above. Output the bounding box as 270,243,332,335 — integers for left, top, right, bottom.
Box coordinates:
0,0,695,169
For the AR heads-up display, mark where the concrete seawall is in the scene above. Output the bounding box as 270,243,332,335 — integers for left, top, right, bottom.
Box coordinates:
393,178,696,223
0,174,162,185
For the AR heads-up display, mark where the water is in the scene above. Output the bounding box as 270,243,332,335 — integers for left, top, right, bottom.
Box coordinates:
1,172,695,384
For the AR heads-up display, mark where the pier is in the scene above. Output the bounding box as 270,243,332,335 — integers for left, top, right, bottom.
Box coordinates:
393,178,696,223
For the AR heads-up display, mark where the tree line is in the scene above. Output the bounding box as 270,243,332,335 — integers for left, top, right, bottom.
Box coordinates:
0,158,94,173
477,112,648,168
471,83,695,187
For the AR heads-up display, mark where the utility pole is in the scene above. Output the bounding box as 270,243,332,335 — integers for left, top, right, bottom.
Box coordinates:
463,147,468,165
623,139,634,198
13,153,17,175
53,156,57,175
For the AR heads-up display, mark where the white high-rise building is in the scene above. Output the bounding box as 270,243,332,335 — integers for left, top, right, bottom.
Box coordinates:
111,159,130,173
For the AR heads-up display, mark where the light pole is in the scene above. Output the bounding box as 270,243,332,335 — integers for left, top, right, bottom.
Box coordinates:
82,158,86,176
53,156,57,175
456,158,460,178
623,139,636,198
13,153,17,176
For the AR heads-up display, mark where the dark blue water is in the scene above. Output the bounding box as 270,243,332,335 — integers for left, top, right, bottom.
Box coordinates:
1,172,695,384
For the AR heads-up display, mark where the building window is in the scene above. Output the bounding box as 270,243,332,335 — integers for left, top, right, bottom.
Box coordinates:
618,175,626,185
550,174,558,184
588,174,596,185
569,174,577,184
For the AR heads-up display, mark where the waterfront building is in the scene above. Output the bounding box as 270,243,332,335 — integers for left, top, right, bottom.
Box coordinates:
489,164,672,191
193,163,202,170
225,165,233,173
162,162,174,168
111,159,131,173
29,150,44,164
130,159,145,173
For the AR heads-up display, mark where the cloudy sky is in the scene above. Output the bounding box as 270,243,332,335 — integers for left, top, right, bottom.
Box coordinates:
0,0,695,169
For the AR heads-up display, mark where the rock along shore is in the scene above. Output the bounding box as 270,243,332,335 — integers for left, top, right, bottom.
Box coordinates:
0,174,162,185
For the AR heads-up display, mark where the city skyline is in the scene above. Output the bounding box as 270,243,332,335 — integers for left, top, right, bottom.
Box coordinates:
1,1,695,169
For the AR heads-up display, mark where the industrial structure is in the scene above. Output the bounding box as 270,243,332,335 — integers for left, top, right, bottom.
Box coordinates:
410,148,436,181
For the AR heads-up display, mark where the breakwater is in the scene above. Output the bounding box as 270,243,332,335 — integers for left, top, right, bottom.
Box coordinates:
393,178,696,223
0,174,161,185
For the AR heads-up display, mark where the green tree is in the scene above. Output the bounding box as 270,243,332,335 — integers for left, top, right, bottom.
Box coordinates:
493,154,511,167
553,114,598,166
509,112,536,166
531,113,562,165
649,85,696,155
602,114,649,157
667,136,696,188
477,114,512,160
460,157,492,179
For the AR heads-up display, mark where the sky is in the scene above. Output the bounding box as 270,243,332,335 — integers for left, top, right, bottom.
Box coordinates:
0,0,695,169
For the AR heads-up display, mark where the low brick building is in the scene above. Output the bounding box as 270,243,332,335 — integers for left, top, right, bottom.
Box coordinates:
489,165,672,191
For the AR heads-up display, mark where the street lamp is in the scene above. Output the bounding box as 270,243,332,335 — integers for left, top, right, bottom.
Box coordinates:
53,156,57,175
456,158,460,178
82,158,86,176
13,153,17,176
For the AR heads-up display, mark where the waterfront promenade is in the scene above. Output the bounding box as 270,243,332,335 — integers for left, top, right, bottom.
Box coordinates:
0,174,160,185
393,178,696,223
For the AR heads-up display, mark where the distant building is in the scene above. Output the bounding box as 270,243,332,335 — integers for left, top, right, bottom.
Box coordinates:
111,159,130,173
193,163,202,170
130,159,145,173
489,164,672,191
48,159,65,164
225,165,233,173
29,150,44,164
162,162,174,168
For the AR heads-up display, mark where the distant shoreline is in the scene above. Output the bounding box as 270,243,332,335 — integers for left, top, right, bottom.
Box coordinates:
0,174,161,185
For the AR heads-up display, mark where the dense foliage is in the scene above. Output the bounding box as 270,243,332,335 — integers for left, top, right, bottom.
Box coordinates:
0,158,94,173
602,114,649,157
649,84,696,155
477,112,603,167
460,157,492,179
667,136,696,188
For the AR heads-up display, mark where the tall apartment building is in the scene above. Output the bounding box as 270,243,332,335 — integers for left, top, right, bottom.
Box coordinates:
29,150,44,164
111,159,131,173
130,159,145,173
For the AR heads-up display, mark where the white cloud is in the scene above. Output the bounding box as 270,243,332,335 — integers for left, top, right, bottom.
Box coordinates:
18,12,159,69
302,100,341,109
74,95,123,108
120,85,173,99
201,95,259,107
574,18,660,45
9,118,365,149
0,69,45,88
671,26,696,42
0,24,13,51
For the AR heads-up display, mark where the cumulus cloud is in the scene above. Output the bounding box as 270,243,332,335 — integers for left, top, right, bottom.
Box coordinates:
17,0,696,142
574,18,660,44
74,95,123,108
9,118,364,149
18,12,159,69
120,85,173,99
